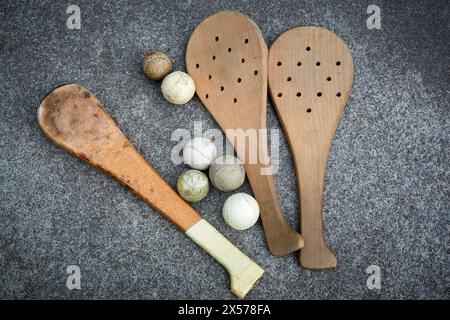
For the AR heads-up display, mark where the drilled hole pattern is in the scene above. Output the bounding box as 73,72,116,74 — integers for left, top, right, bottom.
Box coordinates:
190,33,265,108
270,44,347,114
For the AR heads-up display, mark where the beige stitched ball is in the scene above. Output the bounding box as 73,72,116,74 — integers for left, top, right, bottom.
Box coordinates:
161,71,196,105
209,155,245,192
142,51,172,81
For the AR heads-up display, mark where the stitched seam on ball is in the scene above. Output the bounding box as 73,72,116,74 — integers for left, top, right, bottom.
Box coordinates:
214,167,241,191
243,195,258,215
145,56,169,66
184,176,207,190
188,144,214,162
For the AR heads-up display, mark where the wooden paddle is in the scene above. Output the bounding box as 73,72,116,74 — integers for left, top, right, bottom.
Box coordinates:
186,11,304,256
38,84,263,298
268,27,354,269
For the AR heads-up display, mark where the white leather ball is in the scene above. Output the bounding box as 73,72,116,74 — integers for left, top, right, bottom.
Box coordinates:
161,71,195,105
223,193,260,230
183,137,217,170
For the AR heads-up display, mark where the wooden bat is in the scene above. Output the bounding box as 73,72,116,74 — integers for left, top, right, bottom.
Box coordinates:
38,84,263,298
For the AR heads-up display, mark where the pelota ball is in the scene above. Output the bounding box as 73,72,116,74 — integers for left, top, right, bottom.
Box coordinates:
209,155,245,192
222,193,260,230
141,51,172,81
183,137,217,170
177,169,209,203
161,71,196,105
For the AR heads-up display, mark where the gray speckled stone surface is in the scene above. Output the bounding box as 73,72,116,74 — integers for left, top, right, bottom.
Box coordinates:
0,0,448,299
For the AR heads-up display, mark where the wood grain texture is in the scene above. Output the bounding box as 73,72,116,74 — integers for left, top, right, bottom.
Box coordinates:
186,11,304,255
268,27,354,269
38,84,202,232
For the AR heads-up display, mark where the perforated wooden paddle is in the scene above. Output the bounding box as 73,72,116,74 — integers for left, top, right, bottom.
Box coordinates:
186,11,304,256
268,27,354,269
38,84,264,298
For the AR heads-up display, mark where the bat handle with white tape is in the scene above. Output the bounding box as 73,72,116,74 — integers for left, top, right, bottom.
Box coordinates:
38,84,263,299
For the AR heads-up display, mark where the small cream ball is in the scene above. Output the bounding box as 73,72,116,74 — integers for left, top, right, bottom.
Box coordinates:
183,137,217,170
161,71,195,105
209,155,245,192
142,51,172,81
223,193,260,230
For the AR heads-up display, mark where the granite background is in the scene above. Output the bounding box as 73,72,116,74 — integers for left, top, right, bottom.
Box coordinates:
0,0,448,299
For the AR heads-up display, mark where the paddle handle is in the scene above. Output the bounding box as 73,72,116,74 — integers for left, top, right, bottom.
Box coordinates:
186,220,264,298
230,130,304,255
293,143,337,269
